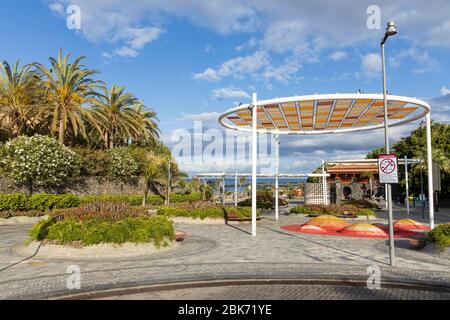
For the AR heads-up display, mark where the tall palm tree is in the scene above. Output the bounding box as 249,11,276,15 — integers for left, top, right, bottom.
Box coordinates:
34,50,99,145
132,104,160,147
92,85,149,149
142,154,165,206
0,60,42,136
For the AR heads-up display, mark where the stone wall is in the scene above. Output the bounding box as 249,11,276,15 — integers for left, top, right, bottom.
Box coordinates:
0,176,148,196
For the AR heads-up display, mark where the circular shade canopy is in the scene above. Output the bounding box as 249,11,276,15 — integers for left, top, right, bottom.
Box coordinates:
218,93,430,135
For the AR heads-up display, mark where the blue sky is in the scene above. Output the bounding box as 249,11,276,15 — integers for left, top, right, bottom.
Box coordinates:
1,0,449,175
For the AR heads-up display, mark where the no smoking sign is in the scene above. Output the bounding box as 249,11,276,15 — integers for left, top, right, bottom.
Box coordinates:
378,154,399,184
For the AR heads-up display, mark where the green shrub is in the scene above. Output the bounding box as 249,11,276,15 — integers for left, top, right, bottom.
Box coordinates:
32,216,175,247
29,217,57,241
107,148,139,182
170,192,203,203
74,148,110,176
238,199,273,209
0,193,80,212
0,135,80,193
225,206,260,218
0,194,27,211
79,194,164,206
25,194,80,211
357,208,376,216
426,223,450,249
290,204,375,217
342,199,379,210
50,200,149,222
157,206,225,220
1,192,205,213
237,190,288,209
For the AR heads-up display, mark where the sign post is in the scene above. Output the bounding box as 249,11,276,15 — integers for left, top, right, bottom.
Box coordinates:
378,153,398,267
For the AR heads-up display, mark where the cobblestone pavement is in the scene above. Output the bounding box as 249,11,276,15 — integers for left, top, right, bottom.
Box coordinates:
0,209,449,299
98,284,450,300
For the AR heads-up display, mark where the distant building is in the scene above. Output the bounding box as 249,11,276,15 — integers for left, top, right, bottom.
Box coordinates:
326,163,382,201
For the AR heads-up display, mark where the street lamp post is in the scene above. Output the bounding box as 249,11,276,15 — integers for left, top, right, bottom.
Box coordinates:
381,21,397,267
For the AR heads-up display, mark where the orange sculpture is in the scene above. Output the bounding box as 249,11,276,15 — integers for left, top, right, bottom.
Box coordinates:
394,219,429,230
339,223,387,237
304,215,350,231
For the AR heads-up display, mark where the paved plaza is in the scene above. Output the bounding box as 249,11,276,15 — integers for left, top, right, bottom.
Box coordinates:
0,206,449,299
94,284,450,300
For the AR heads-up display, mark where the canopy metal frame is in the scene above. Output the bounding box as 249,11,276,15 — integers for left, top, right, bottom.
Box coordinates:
217,93,434,238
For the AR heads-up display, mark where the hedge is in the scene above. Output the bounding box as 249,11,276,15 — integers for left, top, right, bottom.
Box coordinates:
0,192,204,212
0,193,80,211
78,194,163,206
29,216,175,247
157,206,225,220
290,204,376,217
157,205,258,220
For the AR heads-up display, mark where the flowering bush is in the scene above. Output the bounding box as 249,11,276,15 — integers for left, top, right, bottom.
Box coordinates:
107,148,139,182
0,135,80,193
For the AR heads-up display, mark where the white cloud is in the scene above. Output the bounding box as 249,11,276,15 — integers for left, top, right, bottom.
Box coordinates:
124,27,164,50
441,86,450,96
193,51,270,82
177,112,222,123
262,59,301,85
48,1,450,57
329,51,348,61
113,47,139,58
389,48,438,74
361,53,381,78
49,2,65,15
211,87,250,100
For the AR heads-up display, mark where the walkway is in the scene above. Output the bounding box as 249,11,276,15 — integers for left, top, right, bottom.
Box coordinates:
0,209,449,299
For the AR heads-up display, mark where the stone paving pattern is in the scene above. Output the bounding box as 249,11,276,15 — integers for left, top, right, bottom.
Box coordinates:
99,284,450,300
0,206,449,299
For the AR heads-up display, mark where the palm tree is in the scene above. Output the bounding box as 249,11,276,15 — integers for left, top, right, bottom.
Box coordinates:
34,50,99,145
0,60,42,136
142,154,165,206
132,104,160,147
92,85,149,149
238,176,247,191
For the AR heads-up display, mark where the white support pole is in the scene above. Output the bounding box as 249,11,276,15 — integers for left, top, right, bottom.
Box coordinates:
404,156,410,216
322,160,327,205
426,113,435,229
251,92,258,237
234,170,238,207
274,134,279,221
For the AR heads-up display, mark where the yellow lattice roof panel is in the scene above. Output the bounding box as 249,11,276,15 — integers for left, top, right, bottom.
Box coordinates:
219,94,430,134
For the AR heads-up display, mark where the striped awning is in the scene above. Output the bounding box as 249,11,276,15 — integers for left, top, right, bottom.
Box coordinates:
219,94,430,134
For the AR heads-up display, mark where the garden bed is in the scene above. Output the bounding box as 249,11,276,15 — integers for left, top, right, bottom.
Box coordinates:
157,202,258,222
14,240,178,262
290,204,376,218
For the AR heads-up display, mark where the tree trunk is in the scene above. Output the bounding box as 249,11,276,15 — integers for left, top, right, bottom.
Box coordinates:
27,177,33,196
58,119,65,145
109,133,114,149
142,183,148,206
104,132,109,149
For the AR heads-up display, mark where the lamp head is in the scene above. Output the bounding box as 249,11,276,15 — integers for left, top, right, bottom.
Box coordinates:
385,21,397,37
